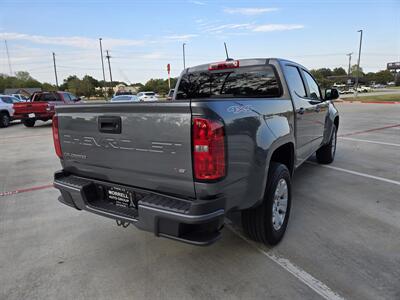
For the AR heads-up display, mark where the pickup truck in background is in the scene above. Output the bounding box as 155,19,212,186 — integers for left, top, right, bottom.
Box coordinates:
53,58,339,246
0,95,20,127
13,91,80,127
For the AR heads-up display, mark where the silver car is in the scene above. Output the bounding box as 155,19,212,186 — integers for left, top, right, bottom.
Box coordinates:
0,95,20,127
110,95,140,103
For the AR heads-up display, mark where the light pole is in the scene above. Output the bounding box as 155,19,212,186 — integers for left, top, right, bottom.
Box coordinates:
99,38,107,98
346,52,353,86
182,43,186,69
52,52,59,88
355,30,363,96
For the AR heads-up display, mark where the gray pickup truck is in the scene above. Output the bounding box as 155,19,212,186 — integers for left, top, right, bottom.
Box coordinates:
53,58,339,246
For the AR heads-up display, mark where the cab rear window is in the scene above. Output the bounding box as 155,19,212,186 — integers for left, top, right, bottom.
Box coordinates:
176,66,281,100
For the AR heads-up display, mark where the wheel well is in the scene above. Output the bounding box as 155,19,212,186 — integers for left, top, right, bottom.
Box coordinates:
334,116,339,129
0,110,10,116
270,143,294,176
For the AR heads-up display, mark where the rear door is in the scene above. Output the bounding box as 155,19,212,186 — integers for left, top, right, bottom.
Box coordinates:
283,64,316,162
57,102,195,198
301,69,328,145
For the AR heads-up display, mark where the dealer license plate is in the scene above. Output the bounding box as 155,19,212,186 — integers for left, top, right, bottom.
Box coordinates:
107,186,134,208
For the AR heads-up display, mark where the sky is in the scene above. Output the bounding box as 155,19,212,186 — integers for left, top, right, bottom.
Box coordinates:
0,0,399,85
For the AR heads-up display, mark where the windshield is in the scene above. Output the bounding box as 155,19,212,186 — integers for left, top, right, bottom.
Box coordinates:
176,66,281,100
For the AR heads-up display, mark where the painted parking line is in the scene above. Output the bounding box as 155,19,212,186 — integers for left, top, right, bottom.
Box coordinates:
0,134,50,141
0,184,53,197
226,221,345,300
339,137,400,147
339,124,400,137
307,162,400,187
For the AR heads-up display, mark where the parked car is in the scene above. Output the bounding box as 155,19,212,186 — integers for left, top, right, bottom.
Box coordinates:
13,91,80,127
114,91,134,97
0,95,20,127
11,94,29,102
372,84,386,89
137,92,158,102
357,86,372,93
110,95,140,103
53,58,339,246
167,89,175,100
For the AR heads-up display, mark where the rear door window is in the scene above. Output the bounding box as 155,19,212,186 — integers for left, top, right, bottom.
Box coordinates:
284,65,307,98
302,71,321,100
63,93,72,101
1,97,13,104
34,93,61,101
176,66,281,99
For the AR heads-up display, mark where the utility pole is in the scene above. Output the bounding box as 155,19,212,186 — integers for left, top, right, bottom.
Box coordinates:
4,40,13,75
355,30,363,96
106,50,113,84
224,42,233,61
99,38,106,83
346,52,353,77
182,43,186,69
52,52,59,88
99,38,107,98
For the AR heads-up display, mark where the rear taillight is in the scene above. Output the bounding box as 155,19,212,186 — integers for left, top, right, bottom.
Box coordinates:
192,117,225,181
208,60,239,71
52,115,62,158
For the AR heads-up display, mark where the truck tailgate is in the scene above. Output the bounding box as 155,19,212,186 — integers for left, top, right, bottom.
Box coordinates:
13,101,48,114
56,102,195,198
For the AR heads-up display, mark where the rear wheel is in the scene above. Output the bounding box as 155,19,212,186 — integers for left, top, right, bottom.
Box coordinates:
0,112,10,128
316,124,337,164
23,118,36,127
242,162,292,245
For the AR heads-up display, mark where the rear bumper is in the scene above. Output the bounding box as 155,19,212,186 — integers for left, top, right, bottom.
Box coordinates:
13,112,54,120
53,171,225,246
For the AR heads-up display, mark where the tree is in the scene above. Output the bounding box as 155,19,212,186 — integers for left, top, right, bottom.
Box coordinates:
373,70,394,84
15,71,33,82
140,78,177,95
332,67,347,76
41,82,56,91
350,64,364,77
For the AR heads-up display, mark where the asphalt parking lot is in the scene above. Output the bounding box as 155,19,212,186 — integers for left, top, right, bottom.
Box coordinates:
1,103,399,300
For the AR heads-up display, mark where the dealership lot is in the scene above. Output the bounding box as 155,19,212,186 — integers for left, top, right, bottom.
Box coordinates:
0,103,399,300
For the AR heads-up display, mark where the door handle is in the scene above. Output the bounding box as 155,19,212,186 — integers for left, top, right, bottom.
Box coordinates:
98,116,122,134
298,107,305,115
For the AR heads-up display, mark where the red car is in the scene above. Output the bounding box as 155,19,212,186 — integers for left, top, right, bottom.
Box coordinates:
13,91,80,127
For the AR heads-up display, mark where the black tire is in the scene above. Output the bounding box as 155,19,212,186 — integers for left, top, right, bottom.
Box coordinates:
316,124,337,164
23,118,36,127
0,112,10,128
242,162,292,245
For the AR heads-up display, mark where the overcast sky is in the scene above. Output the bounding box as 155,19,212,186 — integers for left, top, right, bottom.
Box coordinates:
0,0,399,85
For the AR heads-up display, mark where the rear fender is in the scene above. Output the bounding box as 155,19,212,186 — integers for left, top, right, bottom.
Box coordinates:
255,115,295,208
322,102,339,145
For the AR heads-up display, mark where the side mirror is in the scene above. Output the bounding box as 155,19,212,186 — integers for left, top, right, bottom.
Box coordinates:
325,88,339,101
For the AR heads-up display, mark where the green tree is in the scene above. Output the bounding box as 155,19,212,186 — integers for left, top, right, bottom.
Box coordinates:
332,67,347,76
350,65,364,77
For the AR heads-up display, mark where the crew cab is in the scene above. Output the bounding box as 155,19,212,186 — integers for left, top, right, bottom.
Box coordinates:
53,58,339,246
13,91,80,127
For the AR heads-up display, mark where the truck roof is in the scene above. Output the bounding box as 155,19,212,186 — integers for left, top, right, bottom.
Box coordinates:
186,58,307,73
